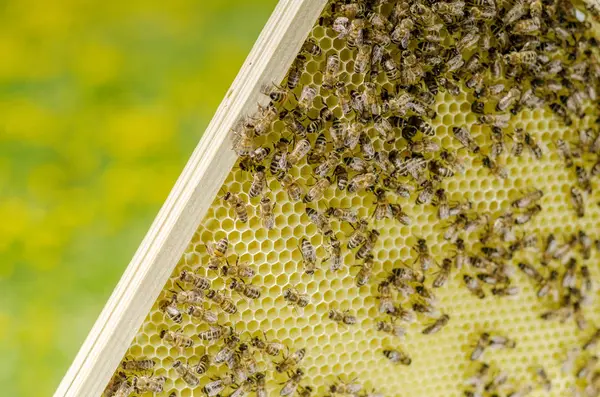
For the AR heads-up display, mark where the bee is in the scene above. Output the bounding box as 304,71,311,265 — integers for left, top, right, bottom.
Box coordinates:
307,133,327,164
373,151,396,176
333,165,348,191
171,361,199,387
198,325,227,342
464,275,486,299
306,207,333,237
299,238,317,274
433,258,452,288
512,190,543,208
359,132,375,160
524,133,542,159
583,329,600,351
514,204,541,224
562,258,577,288
221,257,255,278
410,138,440,154
275,348,306,373
335,83,352,116
248,165,267,198
261,82,289,105
287,138,312,167
496,88,520,112
278,174,304,202
111,379,133,397
179,270,210,290
514,17,541,34
348,219,369,249
257,195,275,230
287,55,306,90
297,386,313,397
205,237,229,270
270,137,290,174
440,150,466,175
327,207,358,224
301,37,321,56
481,156,508,179
229,278,261,299
444,214,467,242
570,186,585,218
351,254,373,287
232,127,256,157
170,284,204,306
413,238,435,272
121,358,156,372
518,262,543,283
383,177,415,198
392,18,414,49
555,139,574,167
329,377,363,395
576,166,592,193
416,179,435,205
452,127,480,153
581,265,592,293
323,53,341,89
251,331,284,356
160,329,194,351
389,204,411,226
280,369,304,396
383,349,411,365
478,113,511,128
537,270,559,301
283,287,310,311
224,192,249,223
373,115,393,145
159,299,183,323
304,176,331,203
356,229,379,260
382,53,400,80
214,331,241,366
354,44,371,74
491,285,520,296
314,151,341,178
470,333,490,360
488,335,516,350
373,188,392,220
254,373,268,397
429,160,454,179
376,320,406,339
206,289,238,314
422,314,450,335
465,363,490,389
348,172,378,194
325,236,343,272
253,103,279,136
203,373,235,397
328,308,357,326
344,156,371,173
194,353,211,375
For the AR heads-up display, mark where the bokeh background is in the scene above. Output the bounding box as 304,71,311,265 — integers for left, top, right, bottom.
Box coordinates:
0,0,278,395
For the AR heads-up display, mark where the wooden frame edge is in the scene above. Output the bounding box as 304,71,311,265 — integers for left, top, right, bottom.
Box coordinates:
55,0,327,395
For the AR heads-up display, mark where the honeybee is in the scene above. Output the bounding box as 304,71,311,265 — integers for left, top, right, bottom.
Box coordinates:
326,236,343,272
172,361,198,387
464,275,486,299
287,55,306,90
251,331,284,356
570,186,585,218
354,254,374,287
158,299,182,323
416,179,435,205
171,286,204,305
481,155,508,179
518,262,543,283
422,314,450,335
270,137,290,174
254,373,268,397
221,257,256,278
279,174,304,202
224,192,249,223
383,349,411,365
328,308,357,326
261,82,289,105
253,103,278,136
229,278,261,299
433,258,452,288
333,165,348,191
326,207,358,224
257,195,275,230
275,348,306,373
314,151,341,178
488,335,516,349
283,287,310,312
376,320,406,339
356,229,379,260
299,238,317,274
514,204,541,224
344,156,371,174
511,189,543,208
359,132,375,160
562,258,577,288
444,214,467,242
537,270,559,301
323,53,341,89
478,113,511,128
198,324,227,342
524,133,543,159
555,139,574,167
491,285,520,296
301,37,321,56
354,44,371,74
496,87,520,112
206,289,238,314
383,177,414,198
111,379,133,397
306,207,333,236
280,369,304,396
297,386,313,397
581,265,592,293
439,150,466,175
583,329,600,351
392,18,414,49
248,166,267,198
452,126,480,153
329,377,363,395
121,358,156,372
160,329,193,351
373,188,392,220
304,176,331,203
382,53,400,80
194,353,210,374
410,138,440,154
413,238,435,272
203,373,235,397
205,237,228,270
470,333,490,361
214,331,241,366
288,138,312,167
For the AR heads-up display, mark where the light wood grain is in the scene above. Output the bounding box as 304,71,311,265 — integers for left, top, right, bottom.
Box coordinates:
55,1,327,395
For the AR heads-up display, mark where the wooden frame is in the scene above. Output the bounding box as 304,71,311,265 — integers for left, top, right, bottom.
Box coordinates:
55,1,327,395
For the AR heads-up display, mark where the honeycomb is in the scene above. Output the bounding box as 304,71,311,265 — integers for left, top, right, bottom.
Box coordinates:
105,1,600,396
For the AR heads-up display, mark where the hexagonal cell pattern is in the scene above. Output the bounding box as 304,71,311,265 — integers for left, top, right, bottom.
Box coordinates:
105,2,600,397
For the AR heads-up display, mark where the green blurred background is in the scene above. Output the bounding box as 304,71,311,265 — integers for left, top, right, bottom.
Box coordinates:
0,0,278,395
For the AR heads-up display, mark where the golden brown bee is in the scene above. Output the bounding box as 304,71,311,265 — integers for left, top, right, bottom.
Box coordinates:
524,133,543,159
248,165,267,198
514,17,541,34
251,331,284,356
306,207,333,236
570,186,585,218
416,179,435,205
253,103,278,136
304,176,331,203
171,286,204,305
158,299,183,323
514,204,541,224
206,289,238,314
198,324,227,342
326,207,358,224
470,332,490,361
160,329,194,351
491,285,520,296
329,377,363,395
270,138,290,174
413,238,435,272
283,287,310,311
562,258,578,289
232,127,256,157
452,126,480,153
314,151,341,177
374,115,394,143
323,53,341,89
172,361,199,387
356,229,379,260
121,358,155,372
287,55,306,90
576,165,592,193
308,133,327,164
254,373,268,397
373,188,392,220
224,192,249,223
279,173,304,202
478,113,511,128
299,237,317,274
214,331,240,366
259,195,275,230
193,353,210,375
518,262,544,283
288,138,312,167
376,320,406,339
354,44,371,74
111,379,133,397
537,270,559,301
347,172,378,194
422,314,450,335
301,37,321,56
481,155,508,179
333,164,348,191
205,237,229,270
464,274,486,299
221,257,256,278
392,18,414,49
383,177,415,199
280,369,304,396
203,373,235,397
488,334,516,349
179,270,210,290
383,349,411,365
188,305,218,324
382,53,400,80
433,258,452,288
325,236,343,272
229,278,261,299
555,139,574,167
511,189,543,208
328,308,357,326
439,149,466,175
275,348,306,373
261,82,289,105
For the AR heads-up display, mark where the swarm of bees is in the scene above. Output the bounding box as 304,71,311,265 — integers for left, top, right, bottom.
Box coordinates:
106,0,600,395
